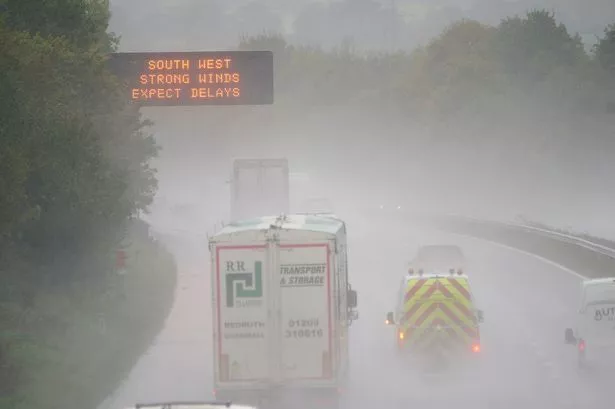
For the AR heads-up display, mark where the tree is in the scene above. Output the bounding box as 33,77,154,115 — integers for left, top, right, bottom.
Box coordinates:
495,10,587,84
2,0,113,49
593,23,615,112
400,19,502,119
594,23,615,76
0,1,157,283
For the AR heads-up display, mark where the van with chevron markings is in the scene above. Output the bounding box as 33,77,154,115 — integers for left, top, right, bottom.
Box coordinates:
385,267,484,366
208,214,358,408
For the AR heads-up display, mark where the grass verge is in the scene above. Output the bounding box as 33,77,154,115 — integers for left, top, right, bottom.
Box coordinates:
0,219,177,409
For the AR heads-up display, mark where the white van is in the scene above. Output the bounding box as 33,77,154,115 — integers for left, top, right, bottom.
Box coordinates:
564,278,615,368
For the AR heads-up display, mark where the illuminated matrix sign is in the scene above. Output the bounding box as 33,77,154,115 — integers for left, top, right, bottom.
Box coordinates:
108,51,274,106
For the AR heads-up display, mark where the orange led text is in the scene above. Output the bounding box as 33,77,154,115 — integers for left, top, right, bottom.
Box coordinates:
131,88,182,100
140,74,191,85
198,58,233,70
198,73,240,84
190,87,240,99
147,59,190,70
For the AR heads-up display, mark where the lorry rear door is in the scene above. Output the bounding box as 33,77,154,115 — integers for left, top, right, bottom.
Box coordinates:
231,159,289,220
215,244,271,383
232,163,261,220
261,163,289,214
277,241,334,381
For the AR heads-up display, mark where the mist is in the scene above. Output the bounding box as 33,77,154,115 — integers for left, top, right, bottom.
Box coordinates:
109,0,615,53
108,0,615,239
12,2,615,408
99,2,615,409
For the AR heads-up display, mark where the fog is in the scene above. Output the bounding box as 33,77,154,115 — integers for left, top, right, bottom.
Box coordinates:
110,0,615,239
109,0,614,53
102,2,615,409
141,102,615,242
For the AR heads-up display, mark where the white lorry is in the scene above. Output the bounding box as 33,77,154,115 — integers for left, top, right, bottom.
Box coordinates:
230,158,289,222
208,214,358,408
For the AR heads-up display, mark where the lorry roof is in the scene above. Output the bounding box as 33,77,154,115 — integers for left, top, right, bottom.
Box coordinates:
212,213,344,238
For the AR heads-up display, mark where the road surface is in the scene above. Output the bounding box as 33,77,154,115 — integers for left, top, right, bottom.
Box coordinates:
99,222,614,409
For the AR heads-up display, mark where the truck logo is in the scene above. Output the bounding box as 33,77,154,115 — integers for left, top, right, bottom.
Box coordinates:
225,261,263,307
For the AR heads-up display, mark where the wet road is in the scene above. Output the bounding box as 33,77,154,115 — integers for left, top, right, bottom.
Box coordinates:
99,222,614,409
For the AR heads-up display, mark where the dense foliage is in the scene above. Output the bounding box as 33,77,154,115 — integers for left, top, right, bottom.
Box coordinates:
237,10,615,123
0,0,157,279
0,1,171,408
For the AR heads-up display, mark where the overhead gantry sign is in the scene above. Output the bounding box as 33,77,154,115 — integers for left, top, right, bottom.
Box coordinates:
108,51,274,106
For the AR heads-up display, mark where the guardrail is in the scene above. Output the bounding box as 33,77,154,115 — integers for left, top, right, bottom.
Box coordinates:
429,213,615,279
500,223,615,260
443,214,615,260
